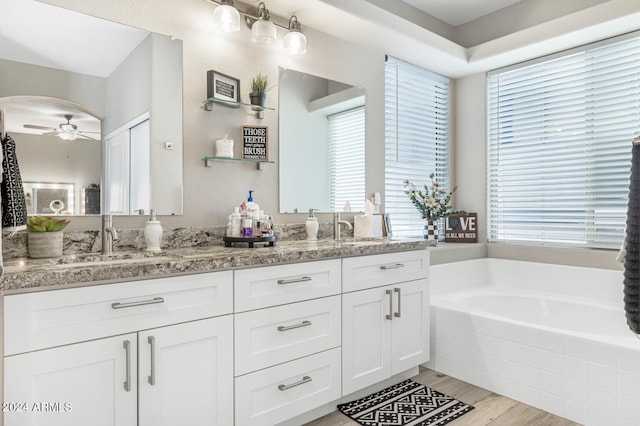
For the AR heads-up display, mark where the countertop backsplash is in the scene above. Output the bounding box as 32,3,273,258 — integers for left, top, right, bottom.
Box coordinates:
1,222,347,259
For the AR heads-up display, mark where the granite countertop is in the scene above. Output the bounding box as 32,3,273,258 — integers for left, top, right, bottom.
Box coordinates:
0,238,428,294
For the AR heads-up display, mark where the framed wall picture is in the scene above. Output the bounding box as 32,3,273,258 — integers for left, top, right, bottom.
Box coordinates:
207,70,240,103
242,126,268,160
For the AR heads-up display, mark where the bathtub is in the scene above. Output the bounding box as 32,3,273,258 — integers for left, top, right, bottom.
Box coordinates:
424,258,640,426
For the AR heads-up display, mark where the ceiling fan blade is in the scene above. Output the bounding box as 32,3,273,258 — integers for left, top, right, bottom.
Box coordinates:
42,131,61,136
76,133,99,141
24,124,56,131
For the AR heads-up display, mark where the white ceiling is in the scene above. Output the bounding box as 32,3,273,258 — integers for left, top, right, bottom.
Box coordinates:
0,0,148,78
401,0,525,26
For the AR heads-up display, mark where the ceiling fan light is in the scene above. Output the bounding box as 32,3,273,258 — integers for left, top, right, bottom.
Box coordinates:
58,131,77,141
213,1,240,33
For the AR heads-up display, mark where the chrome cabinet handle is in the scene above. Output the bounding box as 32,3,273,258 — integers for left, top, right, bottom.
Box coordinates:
277,276,312,285
278,376,312,391
123,340,131,392
380,263,405,270
278,320,312,332
386,289,393,320
148,336,156,386
112,297,165,309
394,287,402,318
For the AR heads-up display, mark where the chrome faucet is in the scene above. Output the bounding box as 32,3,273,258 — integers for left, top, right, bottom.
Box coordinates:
101,215,119,255
333,212,353,240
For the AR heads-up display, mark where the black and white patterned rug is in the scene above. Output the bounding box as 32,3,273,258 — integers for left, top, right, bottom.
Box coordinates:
338,379,474,426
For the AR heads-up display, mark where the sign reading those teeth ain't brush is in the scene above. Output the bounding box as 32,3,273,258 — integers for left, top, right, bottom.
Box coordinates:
242,125,268,161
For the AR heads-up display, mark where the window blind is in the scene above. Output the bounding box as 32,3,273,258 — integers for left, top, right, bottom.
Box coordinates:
328,106,366,212
488,34,640,247
384,56,450,237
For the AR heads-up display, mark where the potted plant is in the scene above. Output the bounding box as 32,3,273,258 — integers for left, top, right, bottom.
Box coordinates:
248,72,271,108
26,216,70,258
403,173,465,245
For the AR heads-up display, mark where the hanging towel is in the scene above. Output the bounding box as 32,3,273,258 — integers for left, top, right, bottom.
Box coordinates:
1,133,28,233
623,139,640,334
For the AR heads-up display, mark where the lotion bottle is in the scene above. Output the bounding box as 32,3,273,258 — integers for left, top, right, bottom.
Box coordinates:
144,209,163,252
306,208,319,241
246,190,260,219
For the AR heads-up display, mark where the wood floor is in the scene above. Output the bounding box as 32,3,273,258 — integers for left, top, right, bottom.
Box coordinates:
304,367,581,426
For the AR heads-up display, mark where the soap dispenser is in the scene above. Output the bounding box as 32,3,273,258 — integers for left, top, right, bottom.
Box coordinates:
144,209,163,252
306,209,319,241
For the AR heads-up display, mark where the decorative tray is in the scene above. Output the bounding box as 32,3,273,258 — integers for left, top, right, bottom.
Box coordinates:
223,235,276,248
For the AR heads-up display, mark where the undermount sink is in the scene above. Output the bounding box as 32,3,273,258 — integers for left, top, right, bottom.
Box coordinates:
52,251,166,265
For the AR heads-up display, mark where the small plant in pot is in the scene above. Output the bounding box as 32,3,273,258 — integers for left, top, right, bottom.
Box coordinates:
27,216,70,259
249,72,271,108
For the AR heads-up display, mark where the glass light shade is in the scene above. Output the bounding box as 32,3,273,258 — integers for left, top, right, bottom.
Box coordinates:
213,4,240,32
284,31,307,55
58,131,77,141
251,19,276,45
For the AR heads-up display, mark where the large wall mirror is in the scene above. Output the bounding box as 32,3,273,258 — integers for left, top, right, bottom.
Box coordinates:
279,67,366,214
0,0,183,216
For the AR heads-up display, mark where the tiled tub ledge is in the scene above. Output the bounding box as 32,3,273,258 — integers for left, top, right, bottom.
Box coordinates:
0,238,428,293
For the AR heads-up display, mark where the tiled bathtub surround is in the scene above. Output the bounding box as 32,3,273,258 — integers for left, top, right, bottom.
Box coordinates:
425,258,637,426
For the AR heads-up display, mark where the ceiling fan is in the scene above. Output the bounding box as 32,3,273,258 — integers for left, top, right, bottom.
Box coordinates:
23,114,100,141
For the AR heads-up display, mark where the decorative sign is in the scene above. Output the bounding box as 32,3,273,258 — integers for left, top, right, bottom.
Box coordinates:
242,126,268,160
445,213,478,243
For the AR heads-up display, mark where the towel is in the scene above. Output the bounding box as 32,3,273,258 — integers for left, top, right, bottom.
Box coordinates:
1,133,28,233
623,141,640,334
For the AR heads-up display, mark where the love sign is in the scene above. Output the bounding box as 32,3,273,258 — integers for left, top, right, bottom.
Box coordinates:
445,213,478,243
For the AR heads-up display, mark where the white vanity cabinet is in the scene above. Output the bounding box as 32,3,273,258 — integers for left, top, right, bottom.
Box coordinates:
3,272,234,426
2,247,429,426
341,250,430,395
233,259,342,425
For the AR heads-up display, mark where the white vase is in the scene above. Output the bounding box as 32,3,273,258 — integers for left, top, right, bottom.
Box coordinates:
28,231,63,258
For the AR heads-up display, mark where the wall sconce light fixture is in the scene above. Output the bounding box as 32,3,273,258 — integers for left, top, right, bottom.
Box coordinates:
212,0,240,32
209,0,307,54
283,16,307,55
251,2,276,45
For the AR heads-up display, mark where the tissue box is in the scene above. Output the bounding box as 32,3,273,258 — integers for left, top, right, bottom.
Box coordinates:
354,214,383,238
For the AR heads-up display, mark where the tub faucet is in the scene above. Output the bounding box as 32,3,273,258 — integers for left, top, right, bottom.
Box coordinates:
101,215,119,255
333,212,353,240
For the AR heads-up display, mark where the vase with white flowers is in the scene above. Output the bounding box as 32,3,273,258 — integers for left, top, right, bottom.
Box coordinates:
403,173,465,245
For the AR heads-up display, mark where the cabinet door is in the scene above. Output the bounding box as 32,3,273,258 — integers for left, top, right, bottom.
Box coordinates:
391,279,430,374
138,316,234,426
342,286,391,395
4,334,137,426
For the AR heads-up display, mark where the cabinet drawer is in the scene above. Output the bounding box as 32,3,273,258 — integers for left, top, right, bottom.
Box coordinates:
342,250,429,292
235,296,341,376
235,348,341,426
4,271,233,355
234,259,341,311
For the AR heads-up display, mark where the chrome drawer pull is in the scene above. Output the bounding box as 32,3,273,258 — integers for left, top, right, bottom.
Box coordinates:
386,289,393,320
394,287,402,318
148,336,156,386
111,297,165,309
277,320,312,332
278,375,312,391
380,263,405,270
277,276,312,285
123,340,131,392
